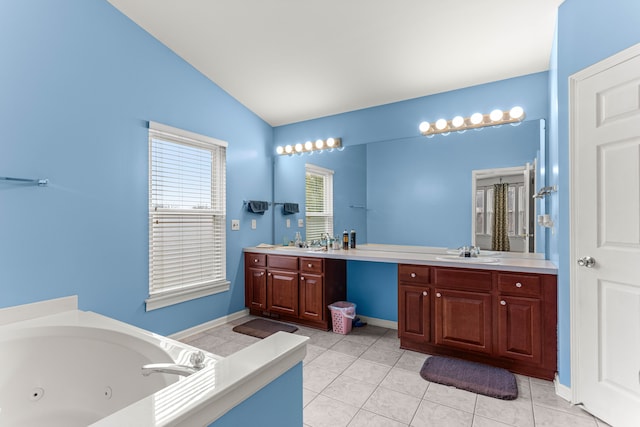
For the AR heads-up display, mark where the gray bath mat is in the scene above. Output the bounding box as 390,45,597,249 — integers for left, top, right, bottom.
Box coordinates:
232,318,298,339
420,356,518,400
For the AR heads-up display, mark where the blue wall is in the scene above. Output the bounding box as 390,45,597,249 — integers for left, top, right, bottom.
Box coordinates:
0,0,273,335
550,0,640,387
211,363,303,427
347,261,398,321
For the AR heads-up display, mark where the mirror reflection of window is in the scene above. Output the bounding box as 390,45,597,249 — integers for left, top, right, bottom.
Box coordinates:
486,188,494,236
305,164,334,241
518,185,526,236
475,190,485,235
507,186,516,236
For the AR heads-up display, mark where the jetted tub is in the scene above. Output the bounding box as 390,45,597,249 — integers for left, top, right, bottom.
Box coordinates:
0,310,219,426
0,299,308,426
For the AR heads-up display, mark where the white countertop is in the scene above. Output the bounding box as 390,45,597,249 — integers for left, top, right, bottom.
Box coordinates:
244,243,557,275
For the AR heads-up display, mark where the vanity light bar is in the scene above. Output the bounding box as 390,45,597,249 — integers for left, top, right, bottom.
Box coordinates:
276,137,342,156
419,106,525,136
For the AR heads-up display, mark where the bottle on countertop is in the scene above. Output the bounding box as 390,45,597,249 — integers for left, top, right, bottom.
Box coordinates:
343,229,349,250
350,229,356,249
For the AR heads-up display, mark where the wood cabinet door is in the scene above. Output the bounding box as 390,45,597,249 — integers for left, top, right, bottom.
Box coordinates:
267,269,299,316
434,289,492,354
398,283,430,343
247,267,267,310
497,296,542,364
299,273,324,321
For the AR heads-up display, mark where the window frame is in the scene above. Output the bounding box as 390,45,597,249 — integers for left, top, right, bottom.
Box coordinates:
305,163,334,241
146,121,229,311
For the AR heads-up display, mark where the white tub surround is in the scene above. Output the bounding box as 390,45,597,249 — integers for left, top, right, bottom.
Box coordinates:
245,243,557,274
0,300,308,427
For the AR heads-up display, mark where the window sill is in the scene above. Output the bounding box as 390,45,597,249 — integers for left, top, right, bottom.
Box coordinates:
145,280,230,312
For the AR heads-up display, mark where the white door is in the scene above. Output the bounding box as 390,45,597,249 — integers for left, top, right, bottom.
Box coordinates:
571,43,640,427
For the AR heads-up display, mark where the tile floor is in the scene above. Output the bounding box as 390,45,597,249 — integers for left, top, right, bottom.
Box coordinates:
181,316,610,427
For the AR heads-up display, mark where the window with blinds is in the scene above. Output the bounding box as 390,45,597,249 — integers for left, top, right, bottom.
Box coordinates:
305,164,334,241
146,122,229,311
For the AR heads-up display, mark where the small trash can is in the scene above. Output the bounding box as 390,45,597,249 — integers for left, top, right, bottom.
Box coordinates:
328,301,357,335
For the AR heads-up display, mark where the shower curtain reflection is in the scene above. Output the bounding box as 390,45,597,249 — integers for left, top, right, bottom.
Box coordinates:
491,183,510,251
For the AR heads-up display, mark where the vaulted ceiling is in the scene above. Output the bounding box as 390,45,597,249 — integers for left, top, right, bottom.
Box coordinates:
107,0,563,126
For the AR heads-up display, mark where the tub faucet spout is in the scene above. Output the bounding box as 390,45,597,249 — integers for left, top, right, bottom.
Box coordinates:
141,350,206,377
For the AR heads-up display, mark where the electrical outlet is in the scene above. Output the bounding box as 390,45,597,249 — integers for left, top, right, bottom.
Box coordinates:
286,219,290,228
231,219,240,231
251,219,256,230
298,218,304,227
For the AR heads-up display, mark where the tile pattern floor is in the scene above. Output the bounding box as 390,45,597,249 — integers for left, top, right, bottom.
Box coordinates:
181,316,611,427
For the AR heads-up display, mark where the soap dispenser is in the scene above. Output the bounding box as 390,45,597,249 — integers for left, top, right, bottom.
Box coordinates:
342,230,349,250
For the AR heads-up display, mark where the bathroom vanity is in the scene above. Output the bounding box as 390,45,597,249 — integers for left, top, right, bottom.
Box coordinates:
245,252,346,330
243,244,557,379
398,263,556,380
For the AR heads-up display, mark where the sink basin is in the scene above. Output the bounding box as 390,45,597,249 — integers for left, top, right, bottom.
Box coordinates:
445,249,498,256
436,256,501,264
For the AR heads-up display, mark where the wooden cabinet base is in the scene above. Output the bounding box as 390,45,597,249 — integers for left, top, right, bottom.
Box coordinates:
245,253,346,331
398,264,557,381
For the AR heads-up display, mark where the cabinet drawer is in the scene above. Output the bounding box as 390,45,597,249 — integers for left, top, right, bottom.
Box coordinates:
246,253,266,267
432,267,492,292
398,264,431,284
268,255,298,270
300,257,323,273
498,273,541,297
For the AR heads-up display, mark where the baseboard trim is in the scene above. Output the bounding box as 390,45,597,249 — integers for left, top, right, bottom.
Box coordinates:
358,315,397,330
554,374,572,402
169,308,249,340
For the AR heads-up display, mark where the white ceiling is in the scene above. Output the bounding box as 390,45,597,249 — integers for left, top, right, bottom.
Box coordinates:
107,0,563,126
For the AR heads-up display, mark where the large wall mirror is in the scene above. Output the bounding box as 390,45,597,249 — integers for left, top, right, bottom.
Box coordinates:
273,119,546,254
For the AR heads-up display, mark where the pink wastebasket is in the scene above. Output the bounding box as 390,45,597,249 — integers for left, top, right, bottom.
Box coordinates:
328,301,356,335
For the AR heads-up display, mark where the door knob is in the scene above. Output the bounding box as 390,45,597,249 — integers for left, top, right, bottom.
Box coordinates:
577,256,596,268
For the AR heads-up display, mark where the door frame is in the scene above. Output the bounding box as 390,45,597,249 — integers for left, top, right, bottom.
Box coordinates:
569,41,640,404
471,163,536,252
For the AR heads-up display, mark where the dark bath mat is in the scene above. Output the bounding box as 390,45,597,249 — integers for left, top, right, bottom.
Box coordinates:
420,356,518,400
232,318,298,339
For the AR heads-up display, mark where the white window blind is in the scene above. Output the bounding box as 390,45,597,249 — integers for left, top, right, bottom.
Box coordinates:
146,122,228,311
305,164,334,241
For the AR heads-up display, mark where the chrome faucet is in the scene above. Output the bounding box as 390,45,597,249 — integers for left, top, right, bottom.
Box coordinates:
141,350,206,377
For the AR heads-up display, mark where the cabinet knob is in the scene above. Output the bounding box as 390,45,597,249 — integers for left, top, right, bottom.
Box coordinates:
410,272,416,278
301,276,305,281
268,272,271,276
500,300,507,306
254,259,258,263
436,292,442,298
308,263,313,268
260,272,264,276
515,282,522,288
422,291,428,296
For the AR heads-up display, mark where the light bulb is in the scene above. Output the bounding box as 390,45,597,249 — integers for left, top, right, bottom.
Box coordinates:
490,109,504,122
419,121,431,133
326,137,336,147
509,106,524,120
470,113,483,125
315,139,324,149
276,146,284,155
451,116,464,128
295,143,303,152
285,144,293,153
435,119,448,130
304,140,313,150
